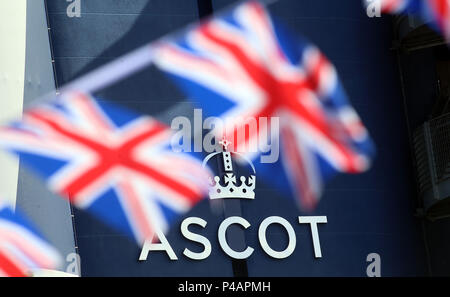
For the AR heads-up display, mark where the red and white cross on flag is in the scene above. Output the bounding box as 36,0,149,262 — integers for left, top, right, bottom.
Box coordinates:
0,93,211,244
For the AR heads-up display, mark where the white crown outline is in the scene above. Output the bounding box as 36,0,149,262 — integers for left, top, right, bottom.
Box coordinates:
202,151,256,200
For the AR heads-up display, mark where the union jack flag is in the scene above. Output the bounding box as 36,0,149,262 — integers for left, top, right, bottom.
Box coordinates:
0,203,61,277
0,93,210,244
372,0,450,41
153,0,375,210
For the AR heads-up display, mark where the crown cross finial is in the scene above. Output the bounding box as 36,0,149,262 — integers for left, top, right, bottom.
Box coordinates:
203,142,256,200
219,137,231,151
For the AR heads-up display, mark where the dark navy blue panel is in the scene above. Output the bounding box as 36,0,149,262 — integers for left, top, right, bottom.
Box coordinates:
48,0,199,116
47,0,429,276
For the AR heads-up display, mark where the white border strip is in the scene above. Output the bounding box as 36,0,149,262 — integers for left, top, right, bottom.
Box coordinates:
0,0,27,208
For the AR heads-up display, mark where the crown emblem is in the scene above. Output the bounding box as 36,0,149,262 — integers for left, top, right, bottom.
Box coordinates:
202,138,256,200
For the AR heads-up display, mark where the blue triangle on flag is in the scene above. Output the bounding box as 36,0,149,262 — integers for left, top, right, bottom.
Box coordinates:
166,73,236,118
16,150,69,179
95,100,139,128
87,187,135,239
223,13,245,31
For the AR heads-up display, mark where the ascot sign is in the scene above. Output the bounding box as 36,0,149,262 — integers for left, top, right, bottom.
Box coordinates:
139,215,327,261
139,142,327,261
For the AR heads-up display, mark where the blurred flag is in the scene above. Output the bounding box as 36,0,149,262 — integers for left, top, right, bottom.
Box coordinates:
0,93,210,244
371,0,450,41
153,0,375,210
0,203,61,277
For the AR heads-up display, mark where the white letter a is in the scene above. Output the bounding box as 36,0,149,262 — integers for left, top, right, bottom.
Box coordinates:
139,228,178,261
67,0,81,18
366,253,381,277
366,0,381,18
